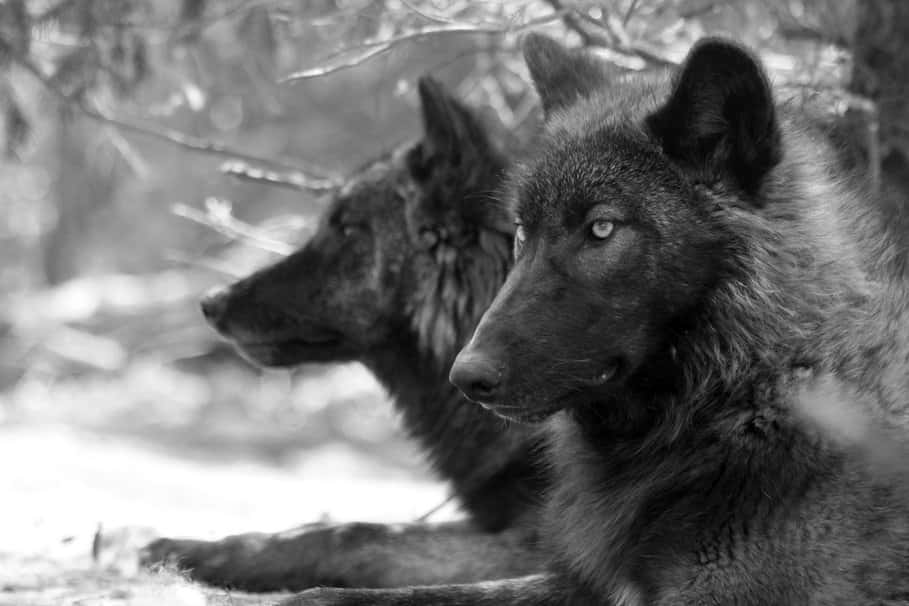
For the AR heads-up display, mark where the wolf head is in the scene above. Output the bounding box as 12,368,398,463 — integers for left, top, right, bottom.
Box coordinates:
202,77,511,371
450,34,862,425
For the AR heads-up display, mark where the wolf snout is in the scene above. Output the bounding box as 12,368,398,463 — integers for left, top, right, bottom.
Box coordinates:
200,286,231,329
450,350,504,404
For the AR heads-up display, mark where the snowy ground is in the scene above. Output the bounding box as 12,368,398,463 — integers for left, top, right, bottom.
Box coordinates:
0,363,456,606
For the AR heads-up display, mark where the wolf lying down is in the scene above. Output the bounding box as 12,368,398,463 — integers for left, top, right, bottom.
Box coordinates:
141,78,549,590
269,35,909,606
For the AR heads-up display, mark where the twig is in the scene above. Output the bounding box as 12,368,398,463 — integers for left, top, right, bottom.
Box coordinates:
281,11,569,83
546,0,612,47
415,494,457,522
35,0,79,23
221,160,338,191
172,201,295,256
9,49,341,190
399,0,458,25
778,23,850,49
545,0,675,68
164,251,244,278
621,0,641,28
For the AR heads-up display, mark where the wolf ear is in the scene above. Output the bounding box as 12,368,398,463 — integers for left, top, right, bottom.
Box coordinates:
646,38,781,197
416,76,488,166
522,33,608,116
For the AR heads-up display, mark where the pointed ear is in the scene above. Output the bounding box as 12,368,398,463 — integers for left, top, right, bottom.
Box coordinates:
646,38,782,196
522,33,608,116
416,76,487,164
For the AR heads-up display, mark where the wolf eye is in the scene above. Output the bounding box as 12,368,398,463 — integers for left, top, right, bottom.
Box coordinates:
340,223,366,238
589,219,615,240
513,224,526,259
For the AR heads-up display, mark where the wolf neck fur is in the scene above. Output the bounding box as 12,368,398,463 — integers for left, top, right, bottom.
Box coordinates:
363,280,538,530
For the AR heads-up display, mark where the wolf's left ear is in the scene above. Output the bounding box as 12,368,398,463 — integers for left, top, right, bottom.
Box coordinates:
646,39,781,197
523,33,608,116
416,76,488,165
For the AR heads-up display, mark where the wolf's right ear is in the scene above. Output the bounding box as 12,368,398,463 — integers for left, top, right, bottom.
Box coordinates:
416,76,488,168
646,39,781,197
523,33,608,116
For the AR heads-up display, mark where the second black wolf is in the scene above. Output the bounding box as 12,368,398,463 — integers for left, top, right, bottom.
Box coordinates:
140,78,546,591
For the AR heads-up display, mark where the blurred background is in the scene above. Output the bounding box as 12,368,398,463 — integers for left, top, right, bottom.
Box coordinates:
0,1,905,604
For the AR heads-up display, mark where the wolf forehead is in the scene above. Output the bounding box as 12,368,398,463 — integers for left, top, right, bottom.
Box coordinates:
512,125,695,230
511,74,698,229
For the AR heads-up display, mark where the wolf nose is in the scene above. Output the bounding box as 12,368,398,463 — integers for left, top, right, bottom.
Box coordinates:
200,287,230,327
450,351,502,404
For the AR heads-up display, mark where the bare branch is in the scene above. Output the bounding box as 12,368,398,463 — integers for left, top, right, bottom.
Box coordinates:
164,251,244,278
778,23,850,49
172,201,296,256
621,0,641,28
35,0,79,23
399,0,459,25
220,160,337,191
281,10,569,83
9,49,341,190
545,0,675,68
415,494,457,522
546,0,613,47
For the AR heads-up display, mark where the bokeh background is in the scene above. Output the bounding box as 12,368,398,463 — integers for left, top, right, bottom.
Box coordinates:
0,1,905,604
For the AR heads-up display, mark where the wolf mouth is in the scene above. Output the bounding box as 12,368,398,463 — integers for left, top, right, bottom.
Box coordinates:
486,403,567,424
239,334,342,348
478,361,622,424
228,327,349,367
482,392,592,424
232,324,345,349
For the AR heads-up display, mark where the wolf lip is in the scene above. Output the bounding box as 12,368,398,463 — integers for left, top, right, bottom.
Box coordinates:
236,330,343,348
482,402,567,424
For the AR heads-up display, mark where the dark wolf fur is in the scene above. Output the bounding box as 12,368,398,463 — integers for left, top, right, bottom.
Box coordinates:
275,36,909,606
140,77,548,591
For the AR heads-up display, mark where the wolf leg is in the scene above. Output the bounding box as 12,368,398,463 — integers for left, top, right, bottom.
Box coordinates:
273,573,591,606
140,520,543,592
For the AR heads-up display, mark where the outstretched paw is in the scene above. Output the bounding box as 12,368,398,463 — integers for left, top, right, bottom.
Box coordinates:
139,537,215,572
139,535,270,590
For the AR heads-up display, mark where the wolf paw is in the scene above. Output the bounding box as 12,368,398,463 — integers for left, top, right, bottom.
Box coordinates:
139,536,257,588
139,537,213,572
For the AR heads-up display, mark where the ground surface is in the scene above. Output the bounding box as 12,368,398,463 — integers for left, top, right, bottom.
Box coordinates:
0,362,455,606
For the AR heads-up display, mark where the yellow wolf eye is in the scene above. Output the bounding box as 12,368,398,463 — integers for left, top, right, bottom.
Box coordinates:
590,219,614,240
514,224,526,259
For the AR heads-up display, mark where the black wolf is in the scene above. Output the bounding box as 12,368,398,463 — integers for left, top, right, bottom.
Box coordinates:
274,36,909,606
140,77,547,591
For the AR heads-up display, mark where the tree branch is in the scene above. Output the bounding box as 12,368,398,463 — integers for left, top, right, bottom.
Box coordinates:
34,0,79,23
220,160,335,191
9,48,340,191
778,23,850,49
281,10,569,83
545,0,676,68
399,0,459,25
545,0,613,47
172,201,296,256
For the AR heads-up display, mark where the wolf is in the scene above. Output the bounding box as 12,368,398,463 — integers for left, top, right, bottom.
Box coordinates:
140,77,548,591
273,35,909,606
